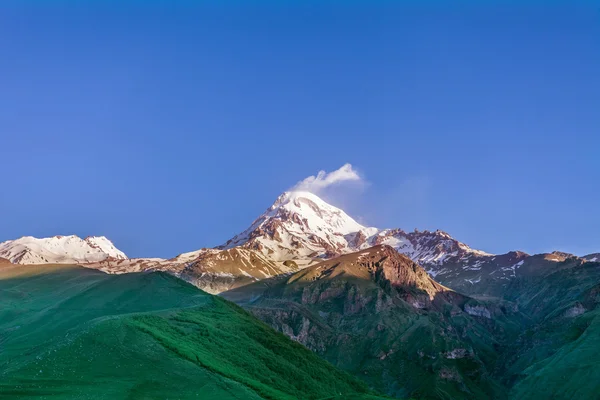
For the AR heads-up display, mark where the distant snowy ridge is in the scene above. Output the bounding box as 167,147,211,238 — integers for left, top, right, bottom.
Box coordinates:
0,235,127,264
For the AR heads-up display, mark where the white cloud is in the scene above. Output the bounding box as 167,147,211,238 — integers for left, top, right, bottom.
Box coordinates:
292,163,363,193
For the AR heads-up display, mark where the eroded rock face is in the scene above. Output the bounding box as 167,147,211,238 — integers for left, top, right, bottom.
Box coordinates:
250,308,330,354
375,246,444,300
563,303,586,318
439,367,462,382
465,304,492,319
444,348,469,359
347,230,368,249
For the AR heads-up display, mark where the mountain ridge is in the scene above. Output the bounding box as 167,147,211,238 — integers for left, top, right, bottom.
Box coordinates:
1,190,596,296
0,234,126,265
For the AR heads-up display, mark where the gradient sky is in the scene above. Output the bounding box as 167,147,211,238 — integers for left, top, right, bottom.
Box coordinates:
1,2,599,258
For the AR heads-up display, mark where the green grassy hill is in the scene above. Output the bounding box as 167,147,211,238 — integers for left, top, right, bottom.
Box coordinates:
0,264,387,400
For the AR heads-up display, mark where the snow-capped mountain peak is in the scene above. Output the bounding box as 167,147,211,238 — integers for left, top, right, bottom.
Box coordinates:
218,190,495,272
0,235,127,265
272,191,371,235
219,191,377,261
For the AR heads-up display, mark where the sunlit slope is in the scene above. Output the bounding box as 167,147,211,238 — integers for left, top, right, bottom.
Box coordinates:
0,264,384,399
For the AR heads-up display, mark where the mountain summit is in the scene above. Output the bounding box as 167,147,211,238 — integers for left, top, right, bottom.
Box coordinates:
214,191,553,295
219,191,378,261
218,191,490,268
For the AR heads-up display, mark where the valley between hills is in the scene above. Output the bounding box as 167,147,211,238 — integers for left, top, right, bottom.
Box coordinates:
1,191,599,399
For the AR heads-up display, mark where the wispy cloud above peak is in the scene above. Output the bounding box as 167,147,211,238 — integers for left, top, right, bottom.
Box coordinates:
292,163,364,194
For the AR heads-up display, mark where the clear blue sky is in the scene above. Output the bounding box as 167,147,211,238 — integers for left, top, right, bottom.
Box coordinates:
1,2,598,258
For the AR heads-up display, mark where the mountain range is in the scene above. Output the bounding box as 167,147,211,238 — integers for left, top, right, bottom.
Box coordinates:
1,190,595,297
1,190,599,399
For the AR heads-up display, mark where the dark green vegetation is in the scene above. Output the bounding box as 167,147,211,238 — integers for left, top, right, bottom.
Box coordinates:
440,253,600,398
0,264,387,399
225,246,600,400
501,257,600,399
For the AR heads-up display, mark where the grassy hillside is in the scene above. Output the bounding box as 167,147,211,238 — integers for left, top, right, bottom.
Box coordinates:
502,260,600,399
0,264,386,399
511,308,600,399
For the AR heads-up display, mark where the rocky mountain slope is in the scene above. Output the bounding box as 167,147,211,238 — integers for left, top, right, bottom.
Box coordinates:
225,245,521,399
225,246,600,400
86,247,300,294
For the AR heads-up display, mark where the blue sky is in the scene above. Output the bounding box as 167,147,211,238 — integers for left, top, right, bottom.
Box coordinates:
1,3,598,258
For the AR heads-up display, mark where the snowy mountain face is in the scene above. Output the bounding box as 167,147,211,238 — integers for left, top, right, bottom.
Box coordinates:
218,191,491,269
0,235,127,264
215,191,592,295
368,229,491,270
219,191,378,261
